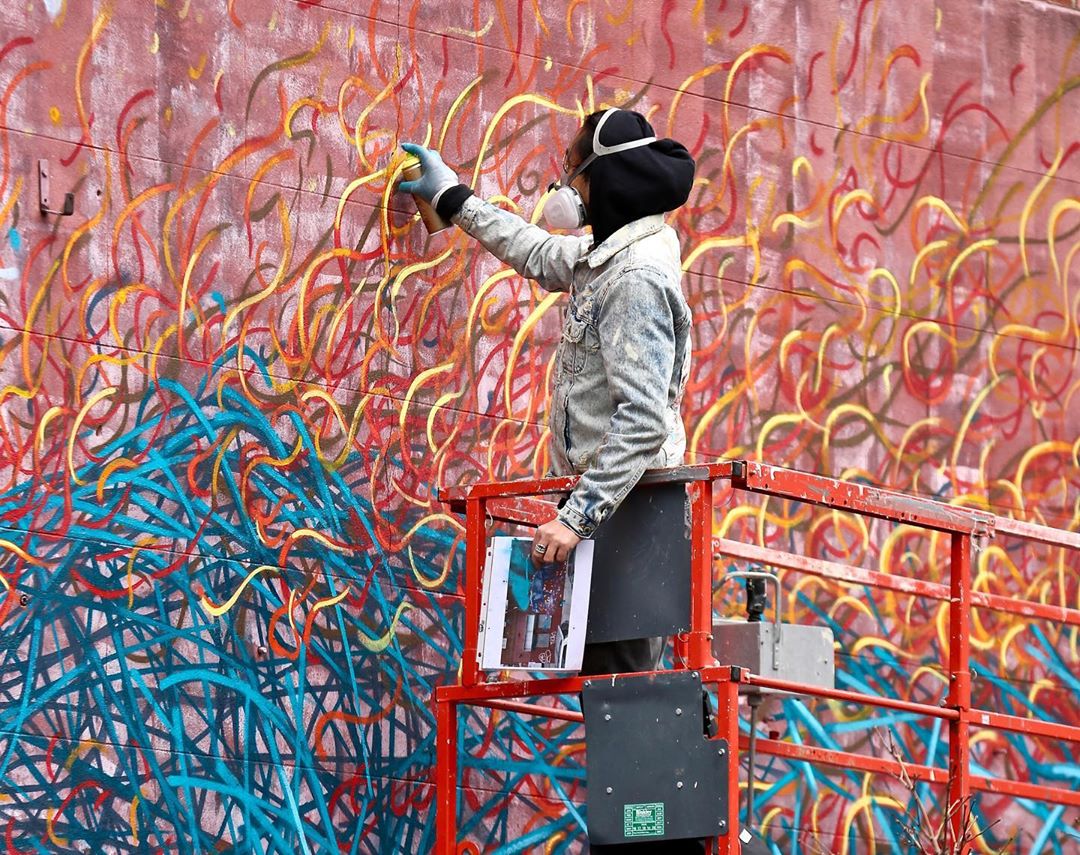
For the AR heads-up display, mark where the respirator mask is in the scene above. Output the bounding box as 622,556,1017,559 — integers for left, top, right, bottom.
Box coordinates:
542,108,657,231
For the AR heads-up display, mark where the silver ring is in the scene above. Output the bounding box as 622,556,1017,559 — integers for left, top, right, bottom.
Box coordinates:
535,544,548,554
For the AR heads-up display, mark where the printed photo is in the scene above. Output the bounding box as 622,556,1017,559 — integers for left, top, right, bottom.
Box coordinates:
479,536,594,672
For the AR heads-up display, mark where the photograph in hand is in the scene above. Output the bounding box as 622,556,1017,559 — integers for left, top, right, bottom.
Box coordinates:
478,536,594,671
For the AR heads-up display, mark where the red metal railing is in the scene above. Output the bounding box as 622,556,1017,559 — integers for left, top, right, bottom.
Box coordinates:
434,460,1080,854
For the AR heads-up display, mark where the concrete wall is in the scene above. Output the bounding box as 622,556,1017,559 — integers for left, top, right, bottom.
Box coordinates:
0,0,1077,851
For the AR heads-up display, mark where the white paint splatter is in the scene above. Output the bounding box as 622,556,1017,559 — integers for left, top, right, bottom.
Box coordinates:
42,0,63,21
0,267,20,281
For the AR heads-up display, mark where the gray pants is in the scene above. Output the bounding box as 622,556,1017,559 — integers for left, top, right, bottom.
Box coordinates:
580,637,664,676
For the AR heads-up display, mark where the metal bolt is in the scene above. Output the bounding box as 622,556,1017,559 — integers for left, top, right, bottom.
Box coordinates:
584,680,592,688
676,781,683,789
719,820,727,831
606,786,613,794
691,672,699,679
19,594,29,607
256,645,268,659
717,748,726,757
604,713,611,721
675,707,682,716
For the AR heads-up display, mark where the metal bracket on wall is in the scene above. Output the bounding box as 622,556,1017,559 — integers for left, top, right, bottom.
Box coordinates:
38,159,74,217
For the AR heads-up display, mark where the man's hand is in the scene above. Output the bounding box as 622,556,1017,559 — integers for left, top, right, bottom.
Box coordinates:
532,518,582,564
399,142,459,204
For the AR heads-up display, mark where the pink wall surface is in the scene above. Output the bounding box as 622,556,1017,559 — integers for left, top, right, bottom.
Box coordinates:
0,0,1078,852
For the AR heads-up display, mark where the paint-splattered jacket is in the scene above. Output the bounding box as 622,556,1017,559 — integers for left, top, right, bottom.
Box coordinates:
453,195,692,538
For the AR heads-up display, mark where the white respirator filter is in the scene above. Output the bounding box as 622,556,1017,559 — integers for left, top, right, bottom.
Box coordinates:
543,185,589,230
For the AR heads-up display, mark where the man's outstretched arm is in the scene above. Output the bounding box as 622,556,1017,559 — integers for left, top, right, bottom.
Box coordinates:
400,143,585,292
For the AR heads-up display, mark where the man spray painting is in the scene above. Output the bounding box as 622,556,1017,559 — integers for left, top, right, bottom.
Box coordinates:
402,109,701,851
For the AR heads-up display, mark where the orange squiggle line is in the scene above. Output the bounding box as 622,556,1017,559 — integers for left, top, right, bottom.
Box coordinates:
73,7,112,146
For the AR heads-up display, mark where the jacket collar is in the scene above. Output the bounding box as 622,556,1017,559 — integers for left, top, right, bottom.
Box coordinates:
585,214,667,268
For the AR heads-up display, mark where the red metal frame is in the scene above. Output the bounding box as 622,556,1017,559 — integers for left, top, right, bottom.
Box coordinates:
433,460,1080,854
947,532,973,848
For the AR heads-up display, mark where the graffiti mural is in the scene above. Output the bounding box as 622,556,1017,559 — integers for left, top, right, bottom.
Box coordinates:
0,0,1077,852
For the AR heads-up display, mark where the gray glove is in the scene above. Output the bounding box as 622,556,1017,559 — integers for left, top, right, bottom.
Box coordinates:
399,143,459,207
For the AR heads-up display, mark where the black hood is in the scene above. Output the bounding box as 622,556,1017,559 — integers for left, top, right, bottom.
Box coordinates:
584,110,696,247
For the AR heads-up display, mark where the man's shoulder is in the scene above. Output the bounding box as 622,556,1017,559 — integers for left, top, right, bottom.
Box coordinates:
621,231,683,286
595,263,683,319
623,223,681,269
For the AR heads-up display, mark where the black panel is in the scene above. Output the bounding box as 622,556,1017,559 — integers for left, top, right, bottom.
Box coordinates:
583,671,728,845
586,481,691,643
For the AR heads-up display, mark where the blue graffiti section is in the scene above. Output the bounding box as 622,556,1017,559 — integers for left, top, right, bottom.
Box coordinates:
0,351,460,853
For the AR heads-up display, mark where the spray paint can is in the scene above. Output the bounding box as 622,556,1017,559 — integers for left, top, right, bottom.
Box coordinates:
401,154,452,235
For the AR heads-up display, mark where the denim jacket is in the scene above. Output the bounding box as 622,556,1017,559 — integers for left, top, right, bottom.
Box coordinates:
453,195,692,538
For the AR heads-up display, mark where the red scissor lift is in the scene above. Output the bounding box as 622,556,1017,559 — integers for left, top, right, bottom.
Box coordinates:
435,461,1080,853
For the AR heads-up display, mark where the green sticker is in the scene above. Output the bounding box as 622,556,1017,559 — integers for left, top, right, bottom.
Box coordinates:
623,802,665,837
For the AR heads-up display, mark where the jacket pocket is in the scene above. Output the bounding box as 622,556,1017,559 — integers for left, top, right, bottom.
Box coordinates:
560,312,590,375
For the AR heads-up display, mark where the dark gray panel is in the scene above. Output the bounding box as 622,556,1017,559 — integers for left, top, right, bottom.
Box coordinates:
586,482,692,643
583,671,728,845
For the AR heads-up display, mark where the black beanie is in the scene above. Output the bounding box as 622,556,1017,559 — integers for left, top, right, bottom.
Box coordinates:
584,110,696,247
